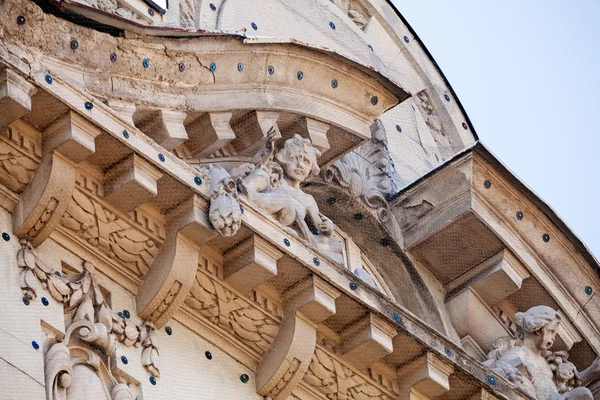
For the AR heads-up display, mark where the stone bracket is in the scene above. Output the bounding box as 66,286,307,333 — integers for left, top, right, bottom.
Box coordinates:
397,352,455,400
223,234,283,294
305,117,330,153
136,194,216,327
340,312,396,370
104,154,164,213
12,151,76,247
186,112,236,158
0,67,37,129
256,275,340,400
13,111,101,247
43,111,101,163
137,109,188,151
231,111,282,156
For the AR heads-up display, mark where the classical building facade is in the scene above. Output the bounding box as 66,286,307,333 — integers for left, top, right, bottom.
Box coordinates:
1,1,599,399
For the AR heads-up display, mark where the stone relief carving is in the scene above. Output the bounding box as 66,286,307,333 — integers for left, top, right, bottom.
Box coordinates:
0,139,38,192
231,129,343,263
196,164,243,237
179,0,195,27
415,90,444,136
184,266,279,354
484,306,600,400
303,346,393,400
18,240,160,399
330,0,370,29
323,119,402,225
60,188,160,276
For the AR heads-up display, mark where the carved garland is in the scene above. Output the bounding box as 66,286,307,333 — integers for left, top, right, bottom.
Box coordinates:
60,188,160,277
184,265,279,355
17,240,160,379
304,346,394,400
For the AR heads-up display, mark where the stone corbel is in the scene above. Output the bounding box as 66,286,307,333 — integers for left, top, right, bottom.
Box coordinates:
223,234,283,294
339,312,396,370
0,67,37,129
304,117,330,153
108,99,137,126
256,275,340,400
397,352,455,400
13,111,101,247
137,195,216,328
104,154,164,213
185,112,236,158
231,111,282,156
137,109,188,151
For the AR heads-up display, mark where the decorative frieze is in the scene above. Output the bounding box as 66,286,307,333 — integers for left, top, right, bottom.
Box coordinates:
304,346,395,400
60,187,161,277
184,264,280,355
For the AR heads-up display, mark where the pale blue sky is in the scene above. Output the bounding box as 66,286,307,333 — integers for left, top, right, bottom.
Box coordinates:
393,0,600,259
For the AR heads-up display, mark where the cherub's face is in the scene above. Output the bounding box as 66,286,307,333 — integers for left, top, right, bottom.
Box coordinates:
537,320,560,350
283,151,312,183
557,363,576,381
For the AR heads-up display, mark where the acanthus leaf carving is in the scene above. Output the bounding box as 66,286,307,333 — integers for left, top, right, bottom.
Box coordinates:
17,240,160,380
184,267,279,355
304,346,394,400
323,119,402,225
60,187,160,277
0,139,38,192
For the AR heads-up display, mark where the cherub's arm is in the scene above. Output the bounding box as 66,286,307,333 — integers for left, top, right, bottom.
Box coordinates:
306,199,334,236
251,126,278,168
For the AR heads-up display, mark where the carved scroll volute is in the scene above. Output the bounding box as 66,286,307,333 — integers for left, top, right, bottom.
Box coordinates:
256,275,340,400
137,195,216,328
12,110,101,247
12,151,76,247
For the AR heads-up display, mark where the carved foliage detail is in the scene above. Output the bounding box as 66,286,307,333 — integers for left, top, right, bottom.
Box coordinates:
330,0,370,29
323,119,402,223
267,358,301,398
184,267,279,355
0,137,38,192
60,188,160,276
17,240,160,379
304,347,393,400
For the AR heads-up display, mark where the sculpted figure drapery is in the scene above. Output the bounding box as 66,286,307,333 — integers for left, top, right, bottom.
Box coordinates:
485,306,600,400
229,128,343,264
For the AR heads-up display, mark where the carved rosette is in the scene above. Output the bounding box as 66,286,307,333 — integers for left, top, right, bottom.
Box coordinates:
17,240,160,380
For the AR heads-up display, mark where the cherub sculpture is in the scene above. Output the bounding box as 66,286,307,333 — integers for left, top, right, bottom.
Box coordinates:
545,351,582,395
485,306,600,400
231,129,343,264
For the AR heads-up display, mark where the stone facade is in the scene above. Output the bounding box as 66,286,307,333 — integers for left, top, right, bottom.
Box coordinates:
0,1,599,400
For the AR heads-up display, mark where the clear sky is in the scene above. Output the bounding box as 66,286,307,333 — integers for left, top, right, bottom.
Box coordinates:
392,0,600,259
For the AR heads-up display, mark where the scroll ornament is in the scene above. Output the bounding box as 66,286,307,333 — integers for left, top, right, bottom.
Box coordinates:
17,240,160,390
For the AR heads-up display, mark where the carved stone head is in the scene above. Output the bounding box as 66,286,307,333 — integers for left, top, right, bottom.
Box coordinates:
514,306,562,350
274,134,321,184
